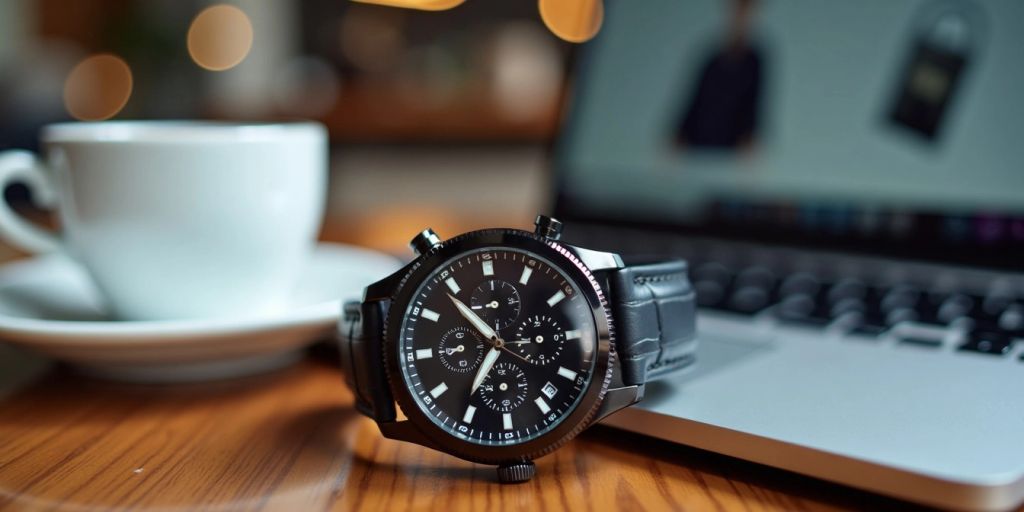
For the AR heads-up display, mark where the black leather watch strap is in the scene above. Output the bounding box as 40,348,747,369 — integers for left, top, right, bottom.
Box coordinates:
339,300,396,422
608,259,697,386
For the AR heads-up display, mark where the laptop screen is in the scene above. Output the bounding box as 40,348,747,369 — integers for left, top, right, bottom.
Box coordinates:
553,0,1024,268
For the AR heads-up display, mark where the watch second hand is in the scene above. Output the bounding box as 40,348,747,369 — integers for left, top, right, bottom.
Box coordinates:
496,344,532,365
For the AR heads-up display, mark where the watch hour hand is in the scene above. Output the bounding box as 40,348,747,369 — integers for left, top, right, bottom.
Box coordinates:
470,347,501,395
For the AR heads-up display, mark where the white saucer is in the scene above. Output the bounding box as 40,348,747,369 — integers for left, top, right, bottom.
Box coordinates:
0,243,401,382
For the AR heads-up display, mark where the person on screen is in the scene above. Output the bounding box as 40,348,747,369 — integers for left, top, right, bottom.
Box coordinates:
674,0,764,151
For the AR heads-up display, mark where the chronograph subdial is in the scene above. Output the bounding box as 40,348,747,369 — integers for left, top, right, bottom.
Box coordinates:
511,314,565,366
438,326,486,373
469,279,522,330
479,361,528,413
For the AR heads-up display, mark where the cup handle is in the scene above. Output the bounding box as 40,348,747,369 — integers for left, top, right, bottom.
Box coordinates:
0,150,62,254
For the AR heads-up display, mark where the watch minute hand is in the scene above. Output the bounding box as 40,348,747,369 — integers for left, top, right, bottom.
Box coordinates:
447,293,498,340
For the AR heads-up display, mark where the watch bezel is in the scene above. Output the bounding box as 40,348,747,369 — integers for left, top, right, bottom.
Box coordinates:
382,228,615,465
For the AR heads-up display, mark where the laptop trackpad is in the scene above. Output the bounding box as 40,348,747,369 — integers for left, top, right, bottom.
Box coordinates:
643,332,769,409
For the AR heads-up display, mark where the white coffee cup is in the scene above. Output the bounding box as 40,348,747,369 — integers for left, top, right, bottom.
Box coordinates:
0,121,327,320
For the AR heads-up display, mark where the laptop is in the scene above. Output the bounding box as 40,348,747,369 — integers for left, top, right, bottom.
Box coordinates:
550,1,1024,510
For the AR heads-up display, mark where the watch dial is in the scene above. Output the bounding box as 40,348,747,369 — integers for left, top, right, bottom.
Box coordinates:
398,248,598,446
469,280,521,330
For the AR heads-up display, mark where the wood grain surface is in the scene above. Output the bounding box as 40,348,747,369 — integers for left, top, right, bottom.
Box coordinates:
0,353,948,512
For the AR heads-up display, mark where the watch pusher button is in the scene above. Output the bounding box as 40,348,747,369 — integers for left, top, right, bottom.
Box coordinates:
496,461,535,483
409,228,442,256
534,214,563,240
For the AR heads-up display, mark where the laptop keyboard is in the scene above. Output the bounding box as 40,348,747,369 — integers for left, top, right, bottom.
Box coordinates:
562,224,1023,360
690,260,1024,356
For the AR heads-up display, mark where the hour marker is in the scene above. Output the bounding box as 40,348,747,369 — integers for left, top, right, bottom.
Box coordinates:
482,260,494,276
463,405,477,424
502,413,513,430
546,290,566,307
430,382,448,398
534,397,551,414
445,277,461,294
557,366,577,381
519,266,533,285
565,329,582,340
415,349,433,360
421,308,440,322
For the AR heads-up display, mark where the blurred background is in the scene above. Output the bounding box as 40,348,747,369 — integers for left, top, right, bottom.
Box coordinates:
0,0,595,256
3,0,1022,264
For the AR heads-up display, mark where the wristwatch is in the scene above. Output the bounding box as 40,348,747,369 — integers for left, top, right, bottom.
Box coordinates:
339,215,697,483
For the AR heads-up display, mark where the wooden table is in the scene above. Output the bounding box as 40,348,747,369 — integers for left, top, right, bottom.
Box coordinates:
0,350,939,512
0,219,946,511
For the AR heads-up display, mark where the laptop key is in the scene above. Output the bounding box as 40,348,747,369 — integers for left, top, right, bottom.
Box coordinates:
998,303,1023,332
695,280,727,308
778,313,832,327
880,285,920,313
958,330,1014,356
938,294,974,324
914,293,970,327
776,294,831,326
693,262,733,287
778,294,813,315
827,278,867,305
981,294,1014,317
850,323,888,337
728,286,771,314
899,336,943,348
735,266,776,290
779,272,820,298
886,307,917,325
830,297,865,317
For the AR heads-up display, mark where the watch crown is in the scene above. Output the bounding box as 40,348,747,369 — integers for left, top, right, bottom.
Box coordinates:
409,228,442,256
534,215,563,241
496,461,535,483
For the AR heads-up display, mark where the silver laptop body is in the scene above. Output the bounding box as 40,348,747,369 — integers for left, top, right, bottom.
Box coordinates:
553,1,1024,510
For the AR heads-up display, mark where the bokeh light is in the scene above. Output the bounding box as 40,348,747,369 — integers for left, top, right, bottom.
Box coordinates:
351,0,465,11
538,0,604,43
187,4,254,71
63,53,133,121
490,23,562,122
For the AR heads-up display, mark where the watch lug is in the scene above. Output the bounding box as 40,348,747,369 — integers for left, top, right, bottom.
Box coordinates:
378,420,441,450
364,259,415,301
563,244,624,272
594,384,644,423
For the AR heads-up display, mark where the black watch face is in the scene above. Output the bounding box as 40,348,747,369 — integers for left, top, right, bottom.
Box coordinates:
398,247,598,446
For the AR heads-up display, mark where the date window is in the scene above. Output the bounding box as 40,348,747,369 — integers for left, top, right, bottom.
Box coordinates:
541,382,557,400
